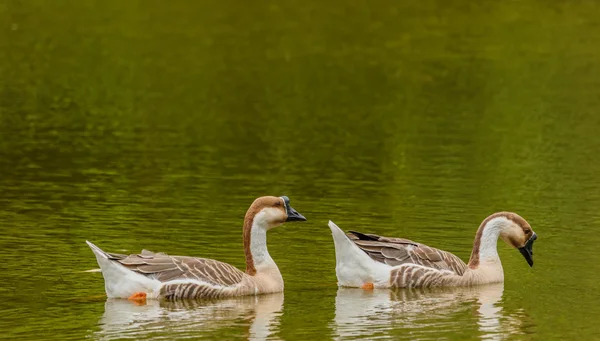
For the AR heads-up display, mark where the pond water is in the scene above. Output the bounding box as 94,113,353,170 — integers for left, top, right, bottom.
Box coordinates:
2,1,600,340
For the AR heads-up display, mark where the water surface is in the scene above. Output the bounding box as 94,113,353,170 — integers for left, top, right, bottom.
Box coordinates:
1,1,600,340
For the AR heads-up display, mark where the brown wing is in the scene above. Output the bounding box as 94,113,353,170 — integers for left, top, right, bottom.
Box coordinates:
106,249,245,287
347,230,468,276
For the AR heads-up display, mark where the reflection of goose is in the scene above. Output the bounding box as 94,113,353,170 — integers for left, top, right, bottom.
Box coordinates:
331,284,527,340
93,292,284,341
328,212,537,288
86,196,306,301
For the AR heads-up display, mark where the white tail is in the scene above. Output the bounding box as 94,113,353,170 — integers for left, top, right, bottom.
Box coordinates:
86,241,160,298
327,221,391,287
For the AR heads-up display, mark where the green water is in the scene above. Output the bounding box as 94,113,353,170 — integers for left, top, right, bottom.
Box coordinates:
2,0,600,340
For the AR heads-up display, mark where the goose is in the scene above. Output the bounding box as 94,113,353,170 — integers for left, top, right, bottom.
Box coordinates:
328,212,537,289
87,196,306,301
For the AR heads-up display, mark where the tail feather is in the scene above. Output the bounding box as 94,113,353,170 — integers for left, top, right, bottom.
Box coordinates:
86,240,160,298
327,220,391,287
328,220,352,242
328,221,373,261
86,240,109,259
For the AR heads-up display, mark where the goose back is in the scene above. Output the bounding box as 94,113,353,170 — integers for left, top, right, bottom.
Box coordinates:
347,231,468,276
107,250,246,287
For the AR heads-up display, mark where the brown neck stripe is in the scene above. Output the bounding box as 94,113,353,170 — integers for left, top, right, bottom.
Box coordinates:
243,212,257,276
467,212,525,269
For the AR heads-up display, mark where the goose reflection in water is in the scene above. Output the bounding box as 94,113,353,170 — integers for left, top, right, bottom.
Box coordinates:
92,292,284,341
331,283,530,340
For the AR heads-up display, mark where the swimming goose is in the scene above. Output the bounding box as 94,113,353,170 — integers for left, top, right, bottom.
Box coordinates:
328,212,537,289
87,196,306,301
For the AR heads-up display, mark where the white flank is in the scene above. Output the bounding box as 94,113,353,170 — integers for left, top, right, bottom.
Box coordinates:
86,240,162,299
327,221,391,287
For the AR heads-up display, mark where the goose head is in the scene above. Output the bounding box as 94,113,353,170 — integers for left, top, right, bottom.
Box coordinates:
246,196,306,230
495,212,537,267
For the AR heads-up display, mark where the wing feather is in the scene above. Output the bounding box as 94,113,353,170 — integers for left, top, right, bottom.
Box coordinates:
108,250,246,286
380,247,410,260
347,230,468,275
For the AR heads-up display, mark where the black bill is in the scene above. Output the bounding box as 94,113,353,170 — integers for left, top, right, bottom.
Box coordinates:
518,232,537,267
281,196,307,222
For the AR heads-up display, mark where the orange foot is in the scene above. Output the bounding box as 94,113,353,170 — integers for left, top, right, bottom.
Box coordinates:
128,292,147,305
361,282,374,290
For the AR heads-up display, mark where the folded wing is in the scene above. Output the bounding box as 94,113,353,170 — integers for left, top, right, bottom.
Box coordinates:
347,230,468,276
106,249,246,287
